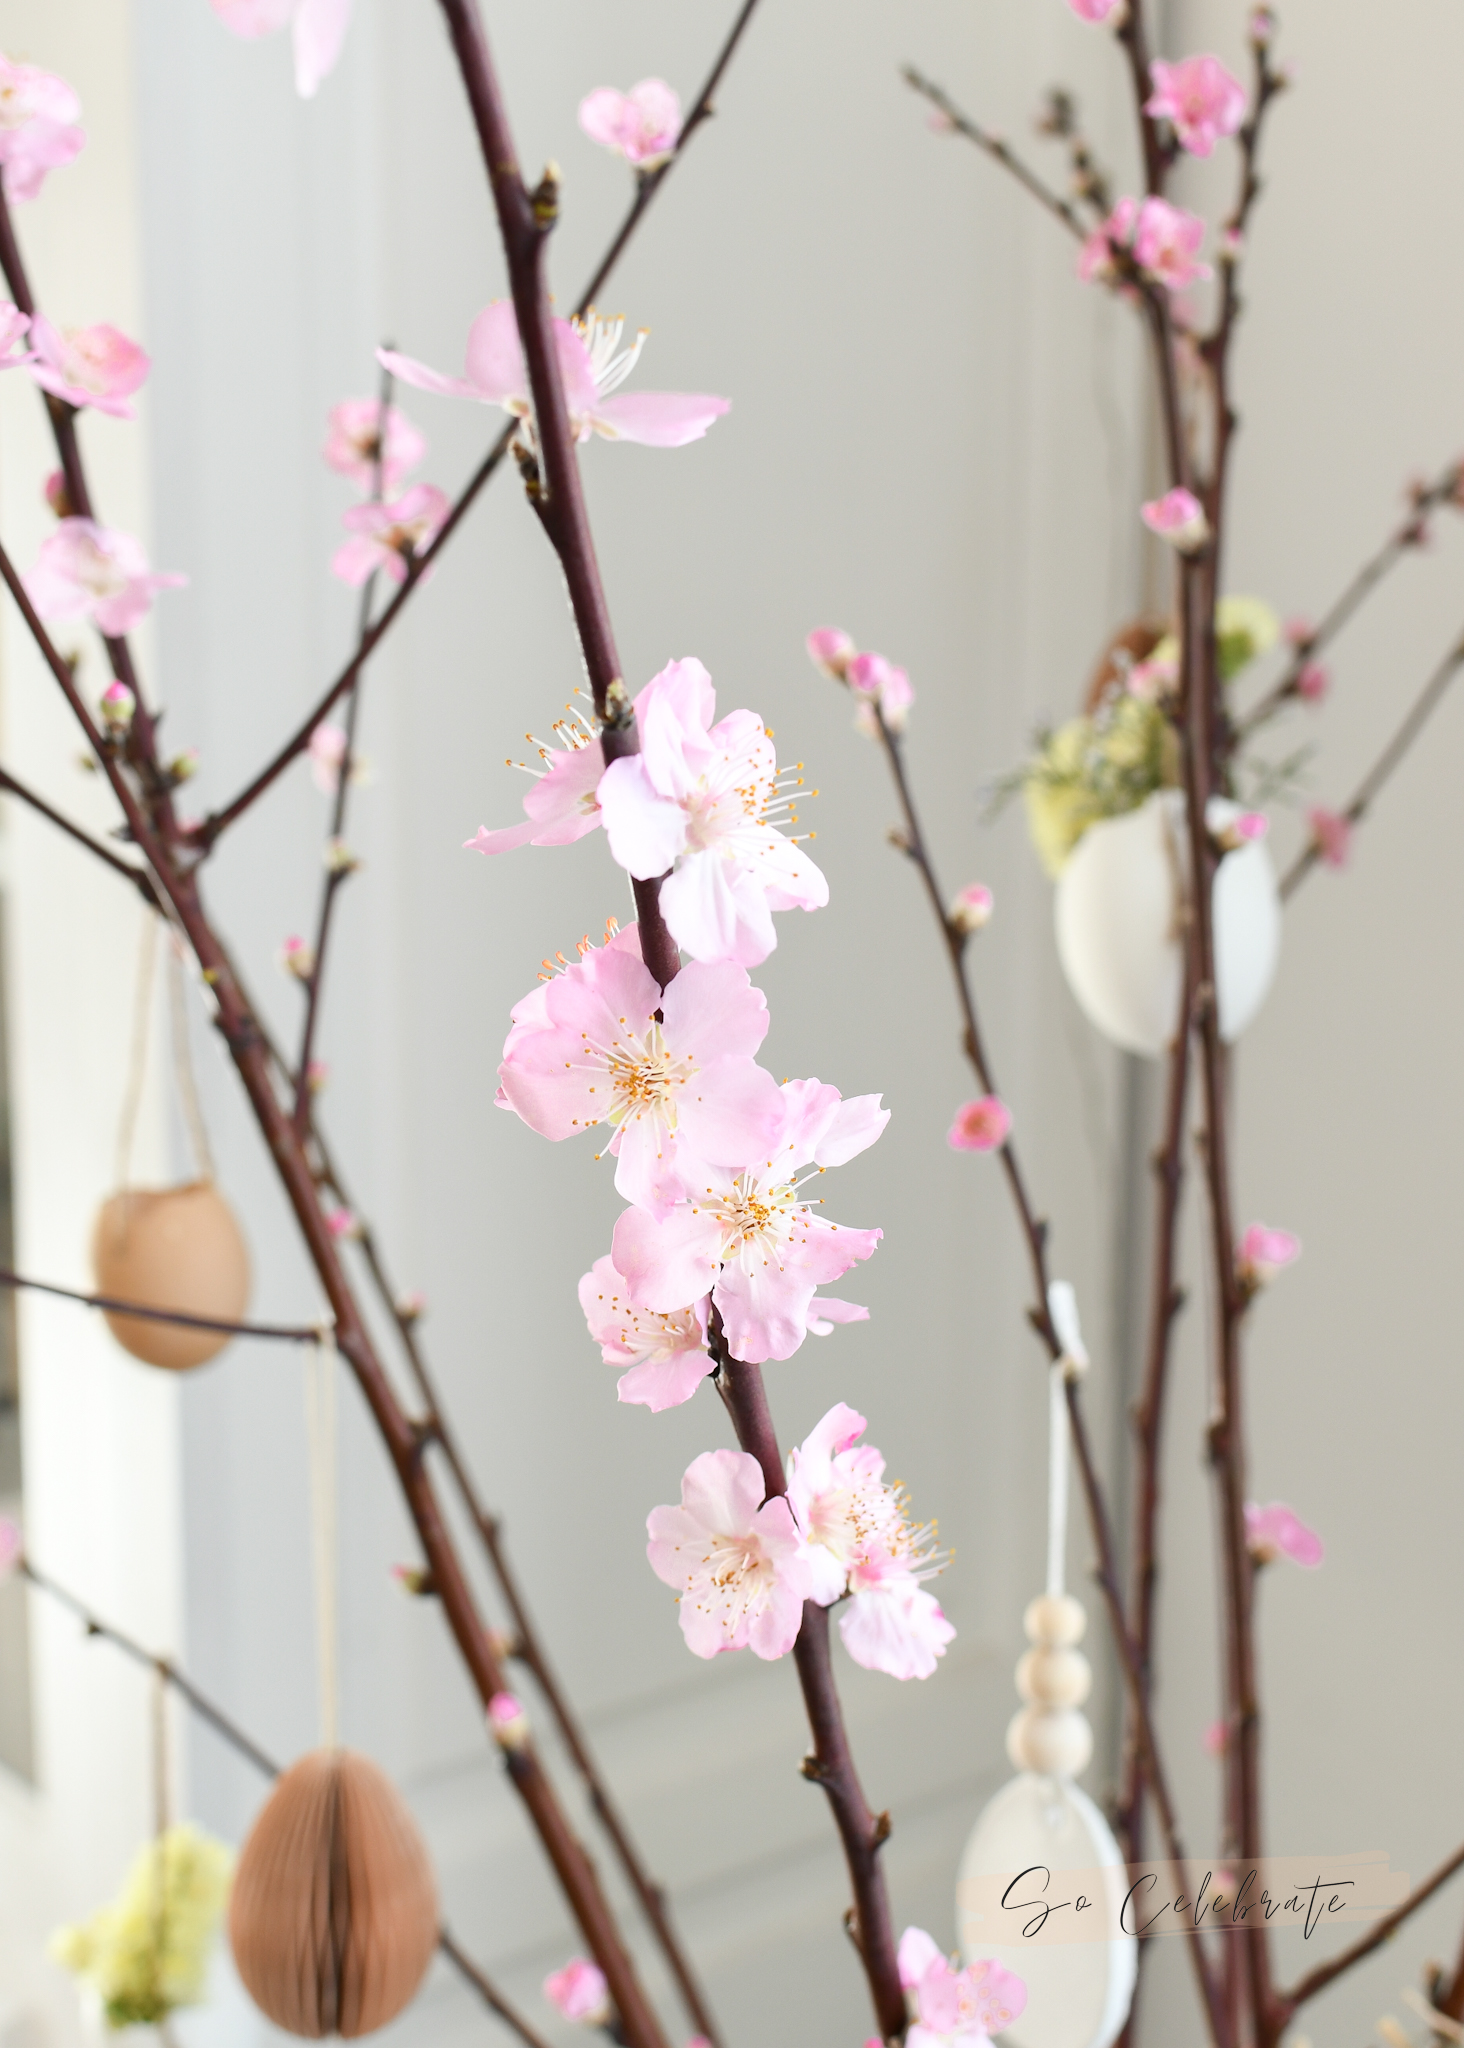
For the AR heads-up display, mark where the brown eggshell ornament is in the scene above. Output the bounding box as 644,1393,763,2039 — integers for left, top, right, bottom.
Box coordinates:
91,1180,250,1371
229,1749,439,2039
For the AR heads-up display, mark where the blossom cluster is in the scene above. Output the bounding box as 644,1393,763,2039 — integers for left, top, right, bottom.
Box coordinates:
481,611,952,1679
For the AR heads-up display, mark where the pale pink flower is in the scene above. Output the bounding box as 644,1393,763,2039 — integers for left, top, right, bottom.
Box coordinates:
847,650,914,737
579,79,682,168
949,882,994,934
1078,196,1138,285
1141,486,1210,552
1068,0,1124,18
487,1690,530,1749
613,1078,886,1365
466,694,605,856
1146,56,1248,158
323,397,426,492
1296,661,1329,703
805,626,856,677
380,301,728,449
497,923,784,1213
543,1958,610,2026
948,1097,1011,1152
331,481,447,586
28,319,148,418
24,520,185,636
1238,1223,1300,1283
1133,198,1212,290
0,1515,20,1579
0,55,84,202
1245,1501,1324,1569
1308,805,1352,868
898,1928,1027,2045
597,658,828,967
1235,812,1268,842
209,0,353,100
787,1404,954,1680
646,1447,815,1660
579,1254,712,1411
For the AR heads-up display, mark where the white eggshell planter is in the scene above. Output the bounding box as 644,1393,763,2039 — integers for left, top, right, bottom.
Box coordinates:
1054,791,1280,1058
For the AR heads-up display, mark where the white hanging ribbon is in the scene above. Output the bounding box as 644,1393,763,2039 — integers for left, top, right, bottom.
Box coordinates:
1044,1281,1088,1599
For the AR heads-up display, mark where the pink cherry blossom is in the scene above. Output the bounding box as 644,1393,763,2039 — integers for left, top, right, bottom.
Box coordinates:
323,397,426,492
847,650,914,737
579,1254,711,1411
0,303,30,368
28,318,149,418
0,1515,20,1579
950,883,994,934
613,1078,886,1364
380,301,728,450
1068,0,1124,18
1078,196,1138,284
1308,805,1352,867
1296,660,1329,703
1134,198,1212,290
331,481,447,586
805,626,855,677
1245,1501,1324,1569
787,1404,954,1680
497,924,784,1213
209,0,353,100
948,1097,1011,1153
1146,56,1248,158
1238,1223,1300,1284
598,658,828,967
1141,486,1210,552
579,79,682,168
543,1958,610,2026
898,1928,1027,2045
648,1448,815,1660
24,520,185,636
0,55,84,202
466,694,605,857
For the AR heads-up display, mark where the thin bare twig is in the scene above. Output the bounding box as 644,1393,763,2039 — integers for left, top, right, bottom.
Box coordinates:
902,68,1087,242
1278,1838,1464,2019
0,763,158,905
0,1266,320,1344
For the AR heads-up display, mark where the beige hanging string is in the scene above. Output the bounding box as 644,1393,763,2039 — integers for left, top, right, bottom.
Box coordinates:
114,913,159,1191
150,1659,173,2030
166,939,215,1182
305,1326,340,1750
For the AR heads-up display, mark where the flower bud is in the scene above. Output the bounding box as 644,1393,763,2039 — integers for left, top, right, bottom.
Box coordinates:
324,836,360,875
305,1059,329,1093
324,1204,359,1240
805,626,855,680
280,934,315,980
949,881,994,934
389,1563,432,1596
543,1958,611,2028
43,469,71,519
395,1288,427,1322
487,1690,531,1751
1140,487,1210,553
1296,660,1328,703
100,680,135,730
947,1095,1012,1152
168,748,199,784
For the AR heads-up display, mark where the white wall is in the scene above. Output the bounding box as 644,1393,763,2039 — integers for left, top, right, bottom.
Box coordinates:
3,1,1461,2046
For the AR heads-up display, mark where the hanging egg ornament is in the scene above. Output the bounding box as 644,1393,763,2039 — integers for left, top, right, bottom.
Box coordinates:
92,1180,250,1370
956,1315,1137,2048
229,1749,439,2038
1054,791,1280,1057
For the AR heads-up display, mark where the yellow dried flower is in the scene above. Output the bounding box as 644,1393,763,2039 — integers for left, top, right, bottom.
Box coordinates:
1215,595,1280,681
50,1824,234,2029
1022,695,1173,877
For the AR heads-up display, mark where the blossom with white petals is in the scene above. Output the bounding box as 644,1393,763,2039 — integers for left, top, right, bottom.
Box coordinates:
898,1928,1027,2045
0,54,84,202
24,520,185,636
331,482,447,586
598,658,828,967
323,397,425,492
647,1447,814,1660
28,319,148,418
380,300,728,450
613,1077,886,1364
466,693,606,856
579,1254,712,1411
579,79,682,168
787,1404,954,1680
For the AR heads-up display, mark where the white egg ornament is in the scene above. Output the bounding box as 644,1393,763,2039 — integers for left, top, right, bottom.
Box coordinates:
1054,791,1280,1058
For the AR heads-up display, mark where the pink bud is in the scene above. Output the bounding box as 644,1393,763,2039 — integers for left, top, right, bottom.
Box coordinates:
389,1563,430,1595
950,881,994,934
1307,805,1352,869
948,1095,1012,1152
1068,0,1124,19
100,680,135,728
805,626,855,680
1245,1500,1324,1568
1283,615,1314,649
1141,487,1210,552
280,935,316,980
43,469,70,518
1296,661,1328,703
395,1288,427,1321
488,1689,531,1749
306,1059,329,1093
324,1205,358,1240
1239,1223,1300,1279
543,1957,611,2026
1235,812,1268,842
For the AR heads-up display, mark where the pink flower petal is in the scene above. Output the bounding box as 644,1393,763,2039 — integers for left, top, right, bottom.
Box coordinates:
293,0,354,97
948,1096,1011,1152
590,389,730,447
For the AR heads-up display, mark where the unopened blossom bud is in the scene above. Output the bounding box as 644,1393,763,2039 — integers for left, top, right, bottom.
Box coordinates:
168,748,199,784
1248,5,1276,46
488,1689,531,1751
1220,225,1244,262
100,680,135,729
324,1204,360,1240
324,836,360,875
488,1627,518,1662
1245,1500,1323,1568
1141,487,1210,553
1214,811,1267,853
1307,805,1352,869
0,1514,21,1581
1283,615,1314,650
306,1059,329,1093
948,1095,1012,1152
950,881,994,934
280,934,315,980
1068,0,1125,20
1296,660,1328,703
43,468,72,518
805,626,855,680
395,1288,427,1322
543,1958,611,2027
1237,1222,1300,1288
390,1563,432,1596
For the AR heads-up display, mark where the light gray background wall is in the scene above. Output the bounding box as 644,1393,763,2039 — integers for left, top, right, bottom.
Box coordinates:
3,0,1462,2043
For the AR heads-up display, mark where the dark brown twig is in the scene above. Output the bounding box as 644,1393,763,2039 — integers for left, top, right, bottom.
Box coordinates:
0,1266,320,1344
0,763,158,904
1277,1838,1464,2020
901,68,1087,242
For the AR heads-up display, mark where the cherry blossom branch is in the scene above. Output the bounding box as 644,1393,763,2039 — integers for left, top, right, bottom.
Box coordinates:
711,1331,906,2044
0,761,159,906
0,532,674,2048
1280,626,1464,901
18,1555,556,2048
900,70,1087,242
0,1265,320,1343
1275,1836,1464,2019
1115,0,1167,196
